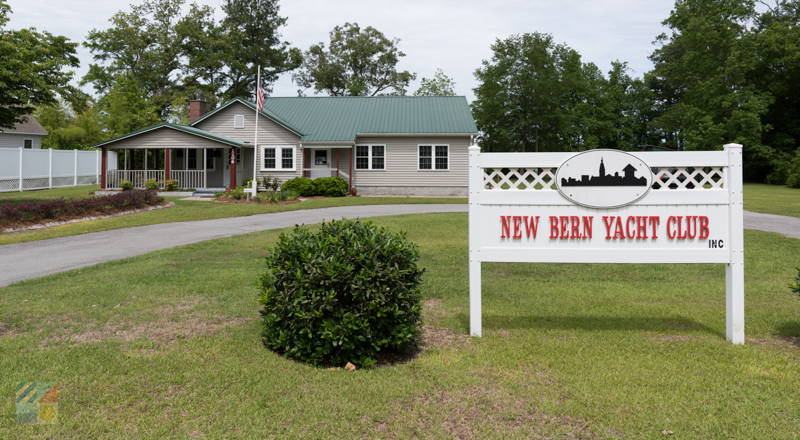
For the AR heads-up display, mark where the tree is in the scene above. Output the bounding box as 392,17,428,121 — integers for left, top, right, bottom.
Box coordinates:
750,0,800,183
293,23,416,96
648,0,772,166
414,69,456,96
96,72,160,138
218,0,302,100
0,1,79,130
472,33,589,153
82,0,214,118
35,100,104,150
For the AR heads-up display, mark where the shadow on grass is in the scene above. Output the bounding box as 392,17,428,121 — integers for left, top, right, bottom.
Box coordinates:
455,313,724,338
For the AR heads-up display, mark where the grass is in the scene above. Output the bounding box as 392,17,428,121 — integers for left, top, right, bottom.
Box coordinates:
743,183,800,218
0,185,465,246
1,213,799,439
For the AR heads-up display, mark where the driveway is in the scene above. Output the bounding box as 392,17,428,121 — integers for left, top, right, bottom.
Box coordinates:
1,205,797,287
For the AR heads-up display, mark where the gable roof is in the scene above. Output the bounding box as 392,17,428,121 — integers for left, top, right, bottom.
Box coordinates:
2,115,48,135
91,122,247,148
192,96,478,143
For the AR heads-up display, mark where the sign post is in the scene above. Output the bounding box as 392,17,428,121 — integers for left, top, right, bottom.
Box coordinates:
468,144,745,344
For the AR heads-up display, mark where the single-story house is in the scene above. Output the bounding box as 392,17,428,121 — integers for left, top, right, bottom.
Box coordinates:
0,115,48,149
91,96,478,196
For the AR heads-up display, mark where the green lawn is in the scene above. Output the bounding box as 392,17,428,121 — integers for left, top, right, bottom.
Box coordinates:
743,183,800,218
2,213,798,439
0,185,465,246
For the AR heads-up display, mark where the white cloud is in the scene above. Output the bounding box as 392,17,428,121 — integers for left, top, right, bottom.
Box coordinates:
7,0,677,102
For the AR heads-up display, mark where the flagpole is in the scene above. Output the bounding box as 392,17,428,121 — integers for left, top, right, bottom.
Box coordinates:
252,66,260,197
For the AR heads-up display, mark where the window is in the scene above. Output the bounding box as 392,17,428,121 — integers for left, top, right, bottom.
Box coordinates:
188,149,197,169
261,145,296,171
23,139,32,149
355,145,385,170
234,115,245,129
418,144,449,170
206,150,215,171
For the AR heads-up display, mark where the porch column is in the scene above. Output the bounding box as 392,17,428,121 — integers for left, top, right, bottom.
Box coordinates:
144,148,148,173
203,148,207,189
336,149,339,179
230,147,237,188
165,148,171,183
349,147,353,192
101,148,107,189
302,147,306,178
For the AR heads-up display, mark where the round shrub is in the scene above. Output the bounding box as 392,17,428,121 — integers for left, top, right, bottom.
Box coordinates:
313,177,349,197
258,219,424,368
280,176,315,196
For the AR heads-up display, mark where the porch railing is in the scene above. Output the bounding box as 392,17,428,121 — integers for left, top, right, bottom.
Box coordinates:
302,168,340,179
170,170,205,189
105,169,204,190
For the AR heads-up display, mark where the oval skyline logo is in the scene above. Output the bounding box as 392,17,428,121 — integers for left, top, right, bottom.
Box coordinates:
555,149,653,209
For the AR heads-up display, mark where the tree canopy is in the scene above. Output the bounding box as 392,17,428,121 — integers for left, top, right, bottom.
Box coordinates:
414,69,456,96
0,0,79,130
293,23,416,96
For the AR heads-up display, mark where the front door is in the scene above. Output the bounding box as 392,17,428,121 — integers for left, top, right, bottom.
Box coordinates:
310,149,330,179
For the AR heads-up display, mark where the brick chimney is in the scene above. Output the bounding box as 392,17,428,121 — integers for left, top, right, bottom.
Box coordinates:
188,100,208,122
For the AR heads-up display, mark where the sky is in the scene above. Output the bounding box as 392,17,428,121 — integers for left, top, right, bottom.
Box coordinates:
6,0,680,103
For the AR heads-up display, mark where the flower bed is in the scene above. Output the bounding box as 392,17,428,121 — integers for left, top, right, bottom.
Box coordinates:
0,190,163,228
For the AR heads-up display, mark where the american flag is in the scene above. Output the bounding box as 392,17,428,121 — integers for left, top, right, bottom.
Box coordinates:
256,77,265,112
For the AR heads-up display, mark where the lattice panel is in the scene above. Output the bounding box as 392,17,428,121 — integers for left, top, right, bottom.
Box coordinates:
77,175,96,185
483,168,557,190
483,166,725,190
0,179,19,191
22,178,48,189
650,167,724,190
52,177,74,187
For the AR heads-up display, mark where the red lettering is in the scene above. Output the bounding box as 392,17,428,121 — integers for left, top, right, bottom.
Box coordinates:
649,216,660,239
560,216,569,239
677,216,687,239
582,216,593,239
603,216,614,239
699,216,709,239
513,216,522,239
667,216,677,239
614,217,626,239
501,216,511,239
524,216,540,238
626,216,636,239
549,216,559,239
570,216,581,239
686,215,697,239
636,216,648,239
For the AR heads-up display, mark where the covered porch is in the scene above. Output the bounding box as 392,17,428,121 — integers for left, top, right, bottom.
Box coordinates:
93,123,252,190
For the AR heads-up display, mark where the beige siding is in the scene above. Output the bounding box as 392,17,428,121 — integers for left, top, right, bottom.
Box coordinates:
194,101,301,144
0,133,42,149
107,127,230,150
196,101,302,187
351,136,469,188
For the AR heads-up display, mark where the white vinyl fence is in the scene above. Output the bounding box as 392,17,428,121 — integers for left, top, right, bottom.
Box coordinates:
0,148,116,192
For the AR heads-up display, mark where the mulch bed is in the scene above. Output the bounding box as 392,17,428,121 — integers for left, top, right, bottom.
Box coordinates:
0,200,171,233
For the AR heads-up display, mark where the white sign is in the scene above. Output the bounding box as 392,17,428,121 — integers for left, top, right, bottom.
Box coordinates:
244,188,254,194
469,145,745,344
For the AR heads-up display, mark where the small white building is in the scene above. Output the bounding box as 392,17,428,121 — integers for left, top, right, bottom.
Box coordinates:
0,115,48,149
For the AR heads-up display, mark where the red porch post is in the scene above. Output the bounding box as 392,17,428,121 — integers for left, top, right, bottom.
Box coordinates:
336,149,339,179
165,148,171,183
101,148,107,189
230,147,237,188
349,147,352,192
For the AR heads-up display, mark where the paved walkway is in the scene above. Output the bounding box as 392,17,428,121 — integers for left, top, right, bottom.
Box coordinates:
1,205,797,287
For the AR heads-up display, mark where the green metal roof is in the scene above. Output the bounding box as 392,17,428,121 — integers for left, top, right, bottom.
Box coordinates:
92,122,247,148
194,96,478,143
